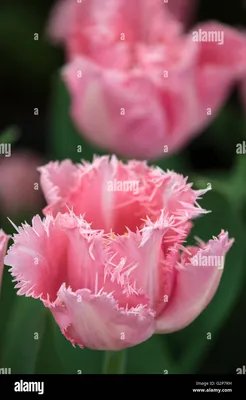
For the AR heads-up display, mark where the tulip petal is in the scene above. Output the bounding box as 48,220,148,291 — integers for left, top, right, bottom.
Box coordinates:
40,156,116,232
106,211,177,307
5,210,151,312
155,231,234,333
48,0,182,53
51,284,155,350
39,157,209,236
38,159,79,205
5,215,70,302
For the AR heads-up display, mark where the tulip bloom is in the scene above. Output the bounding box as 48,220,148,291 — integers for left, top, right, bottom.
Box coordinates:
48,0,246,160
5,156,233,350
0,230,10,291
0,150,44,217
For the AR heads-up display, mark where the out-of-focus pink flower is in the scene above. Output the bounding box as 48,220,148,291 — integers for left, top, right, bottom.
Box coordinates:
0,150,44,216
5,156,233,350
48,0,246,160
0,230,9,291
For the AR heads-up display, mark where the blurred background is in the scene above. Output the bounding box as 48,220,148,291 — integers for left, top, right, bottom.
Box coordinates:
0,0,246,374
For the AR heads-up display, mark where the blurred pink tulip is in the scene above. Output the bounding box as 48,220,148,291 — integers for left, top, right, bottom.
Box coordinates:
0,150,44,216
48,0,246,160
5,156,233,350
0,230,9,291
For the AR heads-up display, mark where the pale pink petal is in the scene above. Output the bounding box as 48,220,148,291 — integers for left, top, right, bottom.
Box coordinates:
5,214,69,302
145,170,210,221
5,210,150,309
5,212,111,302
195,22,246,74
48,0,182,60
62,57,168,159
89,71,168,159
155,23,246,154
39,157,209,236
105,211,174,308
38,160,79,205
47,0,79,45
40,156,117,232
57,212,151,310
155,231,234,333
61,211,153,310
105,213,194,318
187,23,246,140
52,285,155,350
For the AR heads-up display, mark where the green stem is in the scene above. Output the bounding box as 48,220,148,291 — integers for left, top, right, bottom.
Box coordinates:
102,350,127,374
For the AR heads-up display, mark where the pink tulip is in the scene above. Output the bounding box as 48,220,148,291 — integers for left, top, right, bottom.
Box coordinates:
48,0,246,160
0,230,9,291
5,156,233,350
0,150,44,216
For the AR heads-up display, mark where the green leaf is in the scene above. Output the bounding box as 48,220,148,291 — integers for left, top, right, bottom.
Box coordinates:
0,269,17,358
1,297,46,373
164,189,245,373
0,126,20,145
205,105,245,156
35,313,64,374
156,152,190,175
126,335,176,374
51,316,104,374
192,154,246,213
49,74,104,163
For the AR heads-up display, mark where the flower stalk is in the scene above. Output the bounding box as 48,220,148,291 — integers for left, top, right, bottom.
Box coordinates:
103,350,127,374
